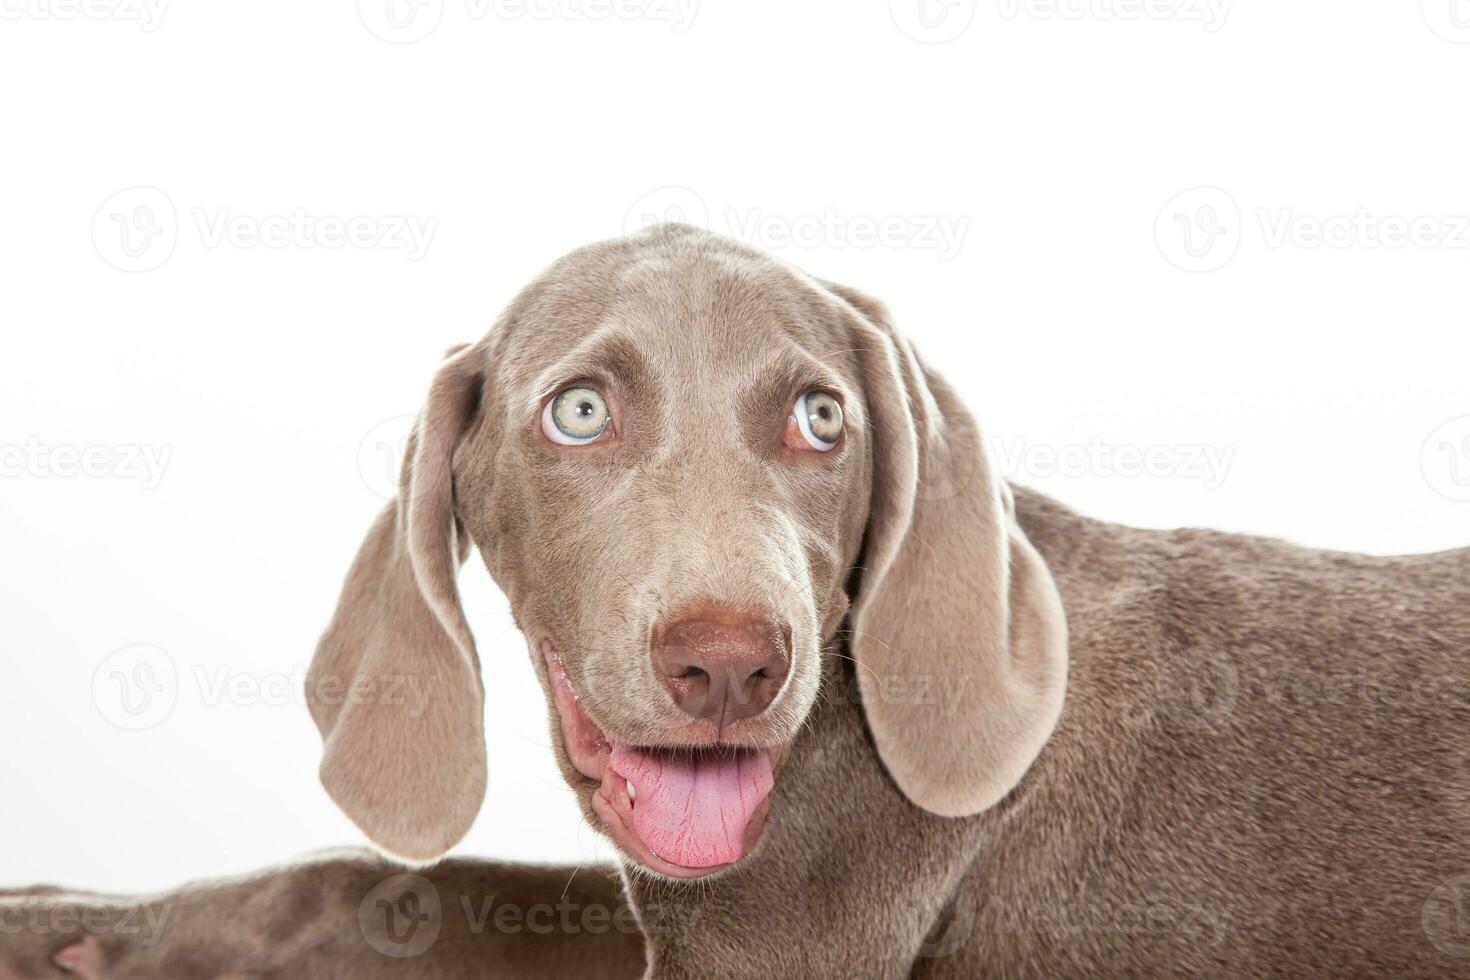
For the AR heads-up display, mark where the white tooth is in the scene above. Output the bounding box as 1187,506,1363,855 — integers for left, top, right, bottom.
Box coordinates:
627,782,638,802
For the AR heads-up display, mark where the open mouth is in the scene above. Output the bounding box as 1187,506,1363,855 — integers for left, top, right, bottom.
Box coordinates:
543,643,781,878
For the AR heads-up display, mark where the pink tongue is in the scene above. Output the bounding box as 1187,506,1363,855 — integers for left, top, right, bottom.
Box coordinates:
609,745,773,868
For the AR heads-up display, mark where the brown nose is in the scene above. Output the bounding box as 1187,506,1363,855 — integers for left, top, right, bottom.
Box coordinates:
651,612,791,724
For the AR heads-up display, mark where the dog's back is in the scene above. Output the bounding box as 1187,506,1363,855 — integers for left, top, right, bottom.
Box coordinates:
960,488,1470,976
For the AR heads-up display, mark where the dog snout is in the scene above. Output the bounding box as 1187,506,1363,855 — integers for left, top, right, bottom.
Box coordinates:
651,610,791,724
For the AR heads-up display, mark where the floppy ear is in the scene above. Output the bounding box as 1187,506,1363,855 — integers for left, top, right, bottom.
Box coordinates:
305,343,487,862
826,283,1068,817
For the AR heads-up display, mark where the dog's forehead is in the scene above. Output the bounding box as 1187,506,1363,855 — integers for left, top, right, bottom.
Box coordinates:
495,229,847,388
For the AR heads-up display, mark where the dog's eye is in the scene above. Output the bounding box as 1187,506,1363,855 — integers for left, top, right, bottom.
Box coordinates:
543,386,612,445
789,391,843,452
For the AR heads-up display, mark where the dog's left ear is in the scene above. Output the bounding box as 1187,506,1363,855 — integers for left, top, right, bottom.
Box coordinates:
824,282,1068,817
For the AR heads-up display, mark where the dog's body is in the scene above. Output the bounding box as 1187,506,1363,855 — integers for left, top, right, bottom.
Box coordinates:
630,487,1470,978
4,227,1468,978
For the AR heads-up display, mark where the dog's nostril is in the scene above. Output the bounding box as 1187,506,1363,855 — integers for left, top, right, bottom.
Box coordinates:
684,666,709,682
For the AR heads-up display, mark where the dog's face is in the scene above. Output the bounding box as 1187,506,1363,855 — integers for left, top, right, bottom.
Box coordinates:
306,224,1068,878
454,236,871,875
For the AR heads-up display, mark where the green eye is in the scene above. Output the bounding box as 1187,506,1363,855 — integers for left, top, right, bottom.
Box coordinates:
795,391,843,450
543,387,611,445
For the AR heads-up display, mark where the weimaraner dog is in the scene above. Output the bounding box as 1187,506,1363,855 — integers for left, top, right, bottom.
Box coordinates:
3,224,1468,978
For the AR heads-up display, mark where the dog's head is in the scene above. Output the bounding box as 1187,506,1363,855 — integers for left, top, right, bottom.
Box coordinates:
306,224,1067,878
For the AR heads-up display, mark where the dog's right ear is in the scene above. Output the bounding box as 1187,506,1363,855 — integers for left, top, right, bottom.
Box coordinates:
305,343,488,862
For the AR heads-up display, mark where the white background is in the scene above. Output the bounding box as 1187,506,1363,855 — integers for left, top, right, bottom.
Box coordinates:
2,0,1468,892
